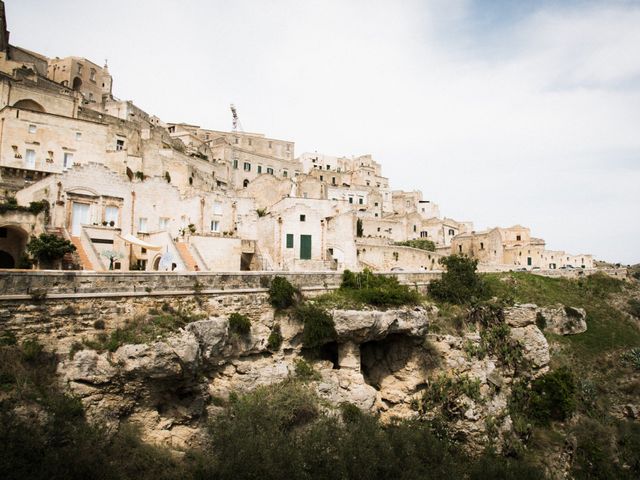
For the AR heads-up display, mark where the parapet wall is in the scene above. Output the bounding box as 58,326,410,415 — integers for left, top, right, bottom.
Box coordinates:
0,270,442,300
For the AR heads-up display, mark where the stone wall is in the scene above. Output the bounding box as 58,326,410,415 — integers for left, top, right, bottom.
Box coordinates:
0,270,442,299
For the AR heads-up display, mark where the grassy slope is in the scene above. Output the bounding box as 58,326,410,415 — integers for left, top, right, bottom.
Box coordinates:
483,272,640,358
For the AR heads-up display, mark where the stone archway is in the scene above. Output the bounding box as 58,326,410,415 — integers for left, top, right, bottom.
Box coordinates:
13,99,45,113
0,225,29,269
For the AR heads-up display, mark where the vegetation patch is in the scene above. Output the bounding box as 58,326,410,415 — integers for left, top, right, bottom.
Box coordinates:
294,303,337,349
26,233,76,267
228,313,251,336
340,268,421,307
415,373,482,419
394,239,436,251
267,324,283,351
293,359,321,382
429,255,489,304
268,276,298,309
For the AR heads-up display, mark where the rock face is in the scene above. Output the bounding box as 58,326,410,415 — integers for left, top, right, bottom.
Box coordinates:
538,305,587,335
53,302,561,453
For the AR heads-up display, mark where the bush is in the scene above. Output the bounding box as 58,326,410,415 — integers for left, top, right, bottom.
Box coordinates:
416,373,482,419
26,233,76,266
267,324,283,351
294,303,336,348
294,359,320,381
511,367,577,427
21,339,43,362
340,269,421,307
228,313,251,336
268,276,298,309
622,347,640,370
429,255,489,304
93,319,105,330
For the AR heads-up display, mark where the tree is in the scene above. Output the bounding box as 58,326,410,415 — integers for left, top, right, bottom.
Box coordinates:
26,234,76,269
101,250,123,270
429,254,489,304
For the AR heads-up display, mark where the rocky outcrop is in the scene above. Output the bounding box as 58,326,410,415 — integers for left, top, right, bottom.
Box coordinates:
538,305,587,335
54,302,562,453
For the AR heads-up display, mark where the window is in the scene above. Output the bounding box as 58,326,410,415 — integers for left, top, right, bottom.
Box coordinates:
138,217,148,233
413,225,417,232
377,227,381,232
77,63,83,74
213,202,223,215
421,231,428,238
359,198,363,205
332,177,336,185
90,70,96,82
348,197,353,204
116,139,125,151
268,141,272,149
248,138,252,146
210,220,220,232
158,217,170,231
75,132,82,141
286,234,294,248
267,167,274,175
319,175,324,181
235,137,239,144
233,159,238,169
257,165,262,173
300,214,306,222
283,170,288,177
63,152,73,169
480,242,484,250
516,235,521,241
326,165,330,170
448,229,455,236
374,202,379,207
286,144,290,152
25,149,35,168
243,162,251,171
458,245,463,253
28,124,36,134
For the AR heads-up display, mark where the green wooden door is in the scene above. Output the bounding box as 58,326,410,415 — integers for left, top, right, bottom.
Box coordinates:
300,235,312,260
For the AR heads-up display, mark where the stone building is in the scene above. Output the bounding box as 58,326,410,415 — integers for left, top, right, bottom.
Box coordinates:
0,2,594,272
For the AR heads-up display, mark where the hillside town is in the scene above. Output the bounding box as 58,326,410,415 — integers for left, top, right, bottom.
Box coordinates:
0,3,593,273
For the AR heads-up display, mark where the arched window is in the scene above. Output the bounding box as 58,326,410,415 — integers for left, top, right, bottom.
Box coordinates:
243,179,249,188
72,76,82,91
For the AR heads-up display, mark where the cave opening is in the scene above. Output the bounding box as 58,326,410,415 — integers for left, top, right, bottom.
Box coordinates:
360,334,419,389
318,341,340,369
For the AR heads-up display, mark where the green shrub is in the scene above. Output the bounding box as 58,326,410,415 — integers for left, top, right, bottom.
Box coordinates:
294,359,320,381
340,402,363,423
26,233,76,265
340,269,421,307
267,324,283,351
429,255,489,304
68,341,84,359
93,319,105,330
21,339,43,362
394,239,436,251
294,303,336,348
228,313,251,336
268,276,298,309
511,367,577,427
480,323,526,369
416,373,482,419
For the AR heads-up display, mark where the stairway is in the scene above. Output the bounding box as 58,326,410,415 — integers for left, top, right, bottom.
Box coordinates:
175,242,198,271
70,236,94,270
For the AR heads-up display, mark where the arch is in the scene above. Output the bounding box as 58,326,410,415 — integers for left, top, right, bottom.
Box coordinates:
243,179,250,188
0,225,29,269
13,99,45,113
72,76,83,91
0,250,15,268
152,255,161,271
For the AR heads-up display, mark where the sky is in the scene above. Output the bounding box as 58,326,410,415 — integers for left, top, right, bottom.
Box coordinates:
7,0,640,264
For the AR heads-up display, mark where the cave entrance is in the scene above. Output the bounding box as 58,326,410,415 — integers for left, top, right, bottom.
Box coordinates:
360,334,418,389
318,341,339,369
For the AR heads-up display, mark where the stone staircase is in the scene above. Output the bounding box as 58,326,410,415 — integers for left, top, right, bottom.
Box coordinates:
175,242,198,271
69,236,94,270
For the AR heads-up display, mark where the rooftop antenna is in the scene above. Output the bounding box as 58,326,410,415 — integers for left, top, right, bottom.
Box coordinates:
230,103,243,132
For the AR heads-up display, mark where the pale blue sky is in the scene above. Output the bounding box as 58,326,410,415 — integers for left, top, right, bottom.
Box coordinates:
7,0,640,264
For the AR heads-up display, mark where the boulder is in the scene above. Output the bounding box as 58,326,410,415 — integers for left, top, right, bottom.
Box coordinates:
510,325,550,370
539,305,587,335
332,307,429,343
